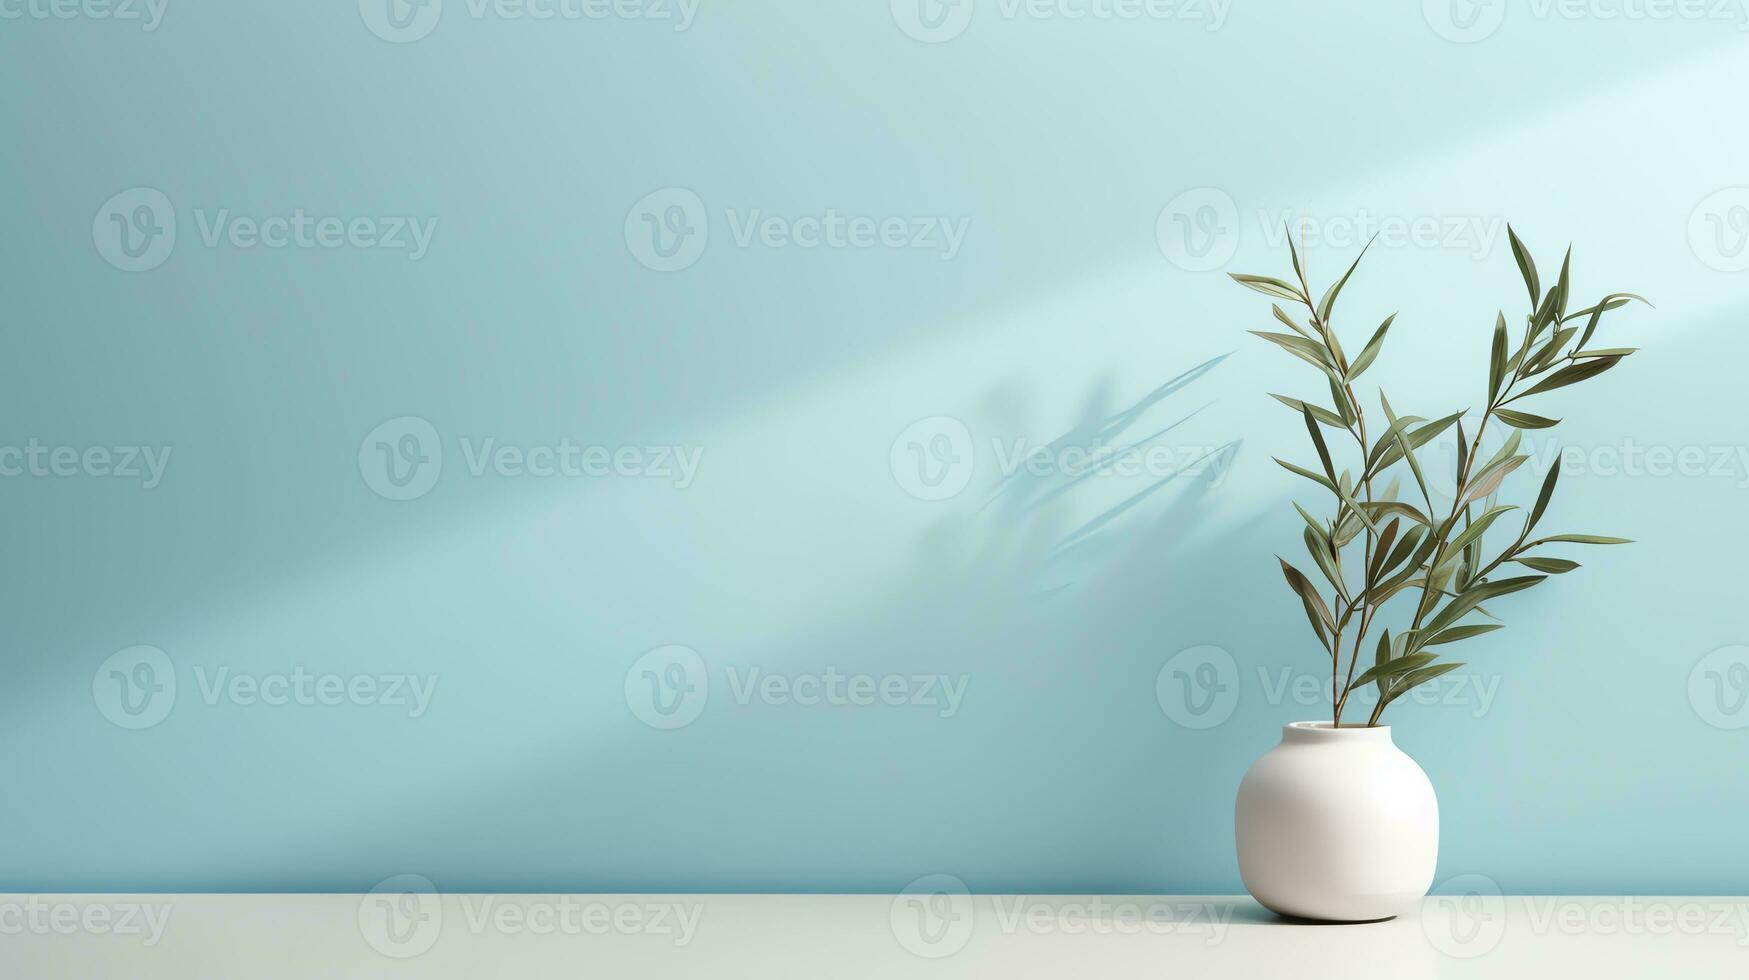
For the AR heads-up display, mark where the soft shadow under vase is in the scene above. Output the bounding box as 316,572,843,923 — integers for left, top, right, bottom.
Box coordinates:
1234,721,1438,922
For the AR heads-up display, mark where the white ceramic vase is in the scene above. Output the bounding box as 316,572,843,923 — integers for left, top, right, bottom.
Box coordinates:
1234,721,1438,922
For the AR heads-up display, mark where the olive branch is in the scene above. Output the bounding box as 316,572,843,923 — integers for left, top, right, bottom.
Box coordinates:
1233,227,1648,727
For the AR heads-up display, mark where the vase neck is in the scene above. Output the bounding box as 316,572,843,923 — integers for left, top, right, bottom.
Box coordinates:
1281,721,1394,746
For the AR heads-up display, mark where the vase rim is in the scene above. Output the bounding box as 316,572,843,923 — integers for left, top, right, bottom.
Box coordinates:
1283,720,1394,742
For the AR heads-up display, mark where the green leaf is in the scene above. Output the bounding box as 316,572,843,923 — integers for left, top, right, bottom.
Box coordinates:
1326,374,1356,425
1231,274,1304,303
1572,292,1650,352
1425,575,1546,635
1284,228,1305,289
1350,652,1436,691
1369,519,1403,582
1379,392,1433,507
1516,556,1580,573
1527,461,1559,533
1462,455,1528,505
1489,312,1508,399
1441,505,1516,564
1249,331,1334,371
1525,534,1632,546
1357,500,1432,526
1302,405,1336,483
1517,354,1622,398
1346,313,1395,380
1270,393,1346,428
1369,411,1463,475
1496,409,1560,429
1529,250,1568,338
1377,525,1428,580
1572,347,1637,359
1383,662,1466,704
1273,304,1316,340
1280,557,1335,641
1372,629,1394,699
1316,238,1375,325
1305,527,1347,598
1527,325,1579,374
1507,226,1540,309
1424,624,1503,645
1276,457,1336,493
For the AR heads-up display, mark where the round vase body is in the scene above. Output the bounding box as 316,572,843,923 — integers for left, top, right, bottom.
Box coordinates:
1235,722,1438,922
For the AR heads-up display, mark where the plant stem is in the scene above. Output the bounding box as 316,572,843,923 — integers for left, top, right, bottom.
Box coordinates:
1292,261,1378,727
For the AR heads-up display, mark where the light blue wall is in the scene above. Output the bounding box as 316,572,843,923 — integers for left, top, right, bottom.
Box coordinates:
2,2,1746,894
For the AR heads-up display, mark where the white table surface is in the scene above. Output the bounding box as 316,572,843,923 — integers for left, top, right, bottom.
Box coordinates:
4,892,1745,978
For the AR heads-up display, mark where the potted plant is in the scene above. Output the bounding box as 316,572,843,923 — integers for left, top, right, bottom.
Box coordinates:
1228,229,1646,922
